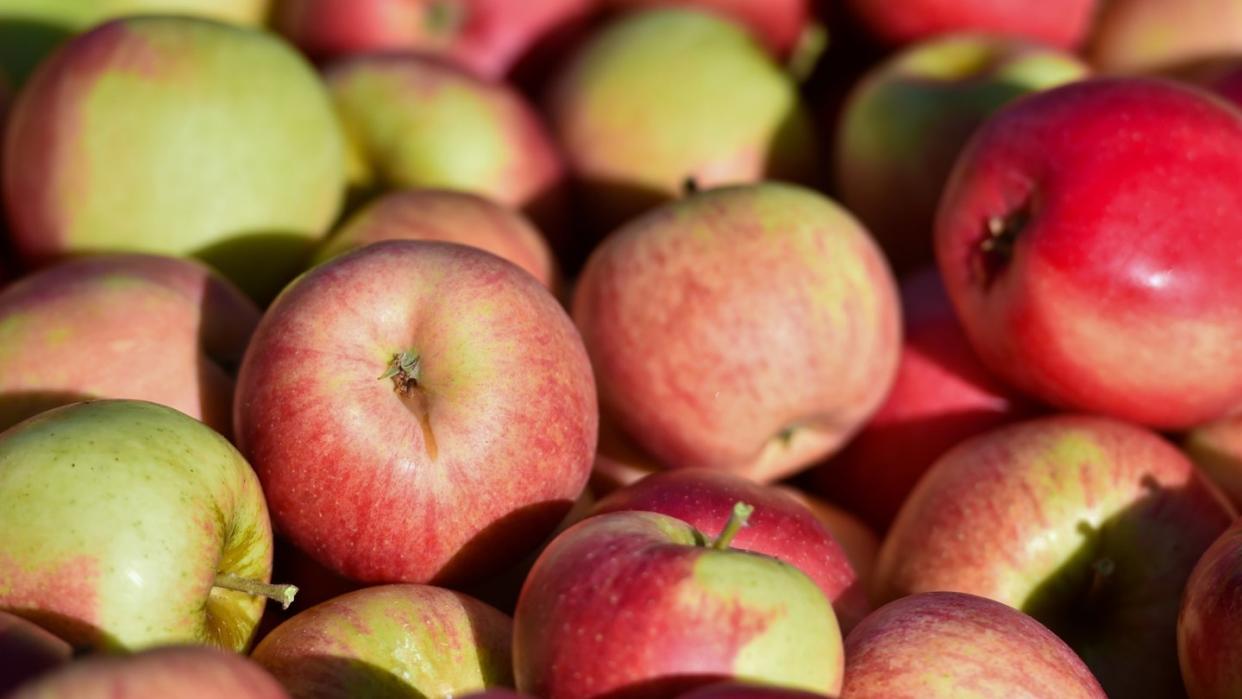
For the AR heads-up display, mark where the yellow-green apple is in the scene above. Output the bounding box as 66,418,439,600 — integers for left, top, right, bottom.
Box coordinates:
935,77,1242,430
313,189,558,290
2,15,346,303
834,34,1087,273
1178,517,1242,699
873,414,1234,698
0,400,292,652
678,684,832,699
843,0,1099,49
513,507,845,699
0,611,72,695
572,183,900,483
252,584,512,699
599,0,812,57
8,645,289,699
235,240,597,586
0,253,259,435
1184,416,1242,511
841,591,1106,698
774,486,880,598
809,268,1041,531
546,8,818,238
1089,0,1242,74
592,470,868,631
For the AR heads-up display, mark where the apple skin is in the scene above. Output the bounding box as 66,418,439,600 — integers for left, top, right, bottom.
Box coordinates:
0,253,259,436
809,267,1041,531
546,8,818,237
773,487,880,599
599,0,810,57
513,510,845,699
2,16,346,303
235,240,597,586
252,584,513,699
7,645,289,699
573,183,900,483
313,189,557,290
592,470,868,631
1090,0,1242,74
843,0,1098,49
677,683,831,699
842,591,1106,698
935,77,1242,430
834,34,1087,274
1184,416,1242,512
1178,518,1242,699
0,611,72,695
873,414,1234,699
0,400,278,652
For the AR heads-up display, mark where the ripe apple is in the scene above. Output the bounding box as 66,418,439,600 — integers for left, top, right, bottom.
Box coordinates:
1184,415,1242,512
842,592,1106,698
573,183,900,483
599,0,812,57
678,683,831,699
513,507,845,699
252,584,512,698
1090,0,1242,74
235,240,597,586
313,189,557,290
7,645,289,699
0,611,72,695
809,267,1040,531
774,486,880,597
592,469,868,631
0,253,259,435
546,8,818,238
1179,518,1242,699
873,414,1233,698
2,15,346,303
935,77,1242,430
843,0,1098,49
0,399,291,652
834,34,1087,273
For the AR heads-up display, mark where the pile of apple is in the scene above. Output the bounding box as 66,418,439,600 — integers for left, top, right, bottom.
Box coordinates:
5,0,1242,698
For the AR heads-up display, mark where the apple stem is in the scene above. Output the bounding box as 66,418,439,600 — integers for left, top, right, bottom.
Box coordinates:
213,574,298,611
380,350,422,396
787,22,829,84
712,502,755,550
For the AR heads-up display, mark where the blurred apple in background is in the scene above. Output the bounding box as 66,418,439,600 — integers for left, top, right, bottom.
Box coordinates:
1179,517,1242,699
0,611,72,695
573,183,900,483
599,0,813,58
0,254,259,435
2,15,346,304
834,34,1087,273
809,268,1041,531
935,77,1242,430
843,0,1099,50
1184,416,1242,512
8,646,289,699
313,189,558,291
236,241,597,587
252,585,513,699
0,400,289,653
874,414,1233,698
1089,0,1242,74
842,592,1106,698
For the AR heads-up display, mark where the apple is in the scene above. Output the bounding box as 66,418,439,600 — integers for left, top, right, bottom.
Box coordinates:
0,253,259,436
252,584,512,698
235,240,597,586
1178,517,1242,699
873,414,1233,698
546,8,818,239
678,683,832,699
842,591,1106,698
3,15,347,303
7,645,288,699
599,0,812,58
935,77,1242,430
572,183,900,483
809,267,1041,531
592,469,868,631
0,399,291,652
1184,416,1242,512
313,189,558,291
513,507,845,699
834,34,1087,273
0,611,72,695
843,0,1098,49
1089,0,1242,74
774,486,880,597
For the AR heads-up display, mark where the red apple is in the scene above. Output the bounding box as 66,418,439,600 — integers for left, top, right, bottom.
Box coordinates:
774,487,880,598
0,611,71,695
935,77,1242,430
599,0,812,57
573,183,900,483
841,592,1106,698
1179,517,1242,699
1089,0,1242,74
809,267,1040,531
513,508,845,699
592,469,868,631
843,0,1098,49
235,240,597,586
873,414,1234,698
1184,416,1242,512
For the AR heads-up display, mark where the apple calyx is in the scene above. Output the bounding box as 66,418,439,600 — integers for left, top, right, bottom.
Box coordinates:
380,350,422,396
212,573,299,611
711,501,756,550
973,204,1030,289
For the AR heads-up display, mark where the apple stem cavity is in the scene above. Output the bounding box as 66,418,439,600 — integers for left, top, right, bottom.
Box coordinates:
212,573,299,611
711,502,755,550
973,203,1030,289
380,350,422,396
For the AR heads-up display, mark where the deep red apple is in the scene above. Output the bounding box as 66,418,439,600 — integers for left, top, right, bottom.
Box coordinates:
0,611,72,695
1179,517,1242,699
935,77,1242,429
844,0,1098,49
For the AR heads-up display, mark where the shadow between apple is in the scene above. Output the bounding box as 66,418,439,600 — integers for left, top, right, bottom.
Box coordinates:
3,607,121,656
268,654,425,699
0,391,94,435
0,19,73,88
191,230,316,309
